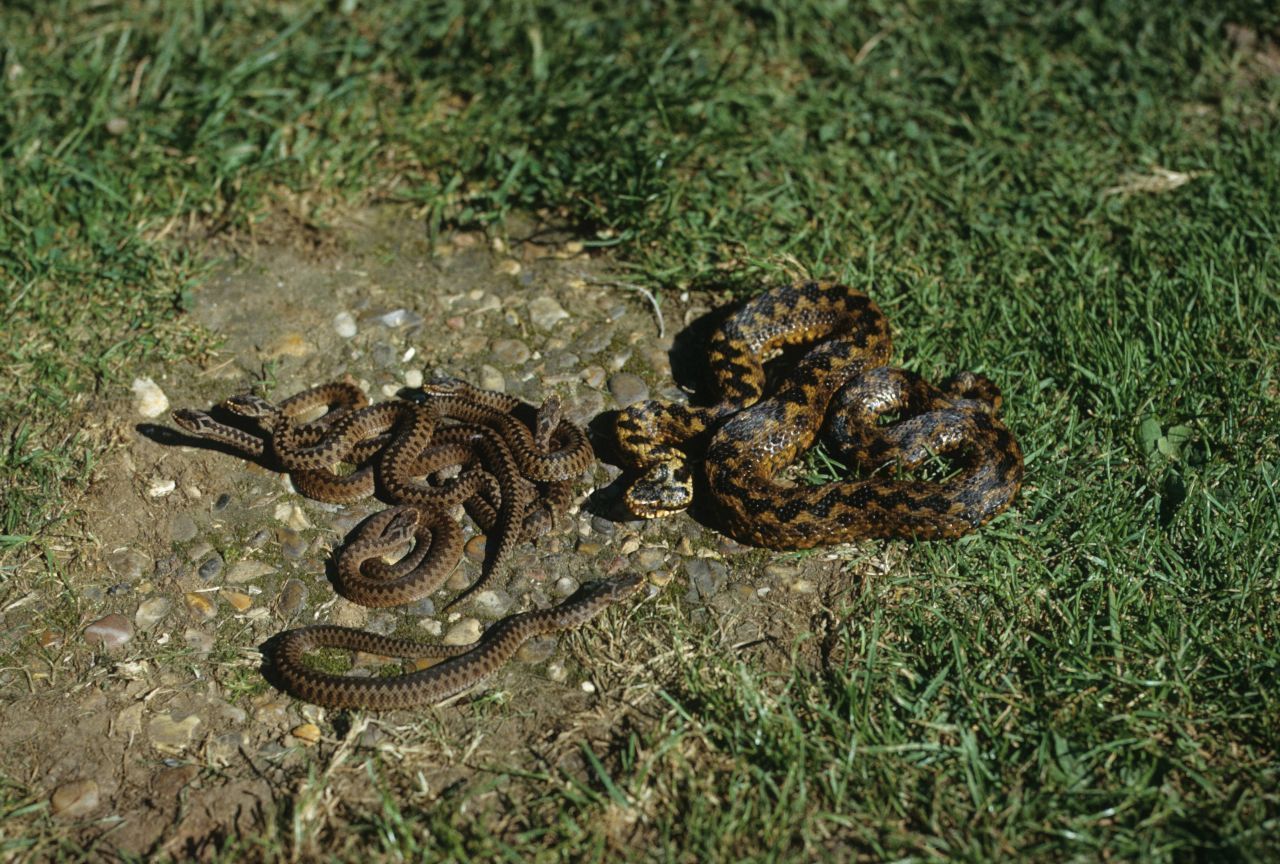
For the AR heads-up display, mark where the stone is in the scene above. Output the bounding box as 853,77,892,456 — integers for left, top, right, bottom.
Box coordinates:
463,535,488,563
197,555,224,581
105,548,149,581
333,311,357,338
149,712,202,753
169,513,198,543
50,779,99,818
226,560,274,583
222,590,253,612
491,338,531,366
134,597,172,631
471,589,513,618
84,614,133,650
443,618,483,646
131,377,169,418
516,636,557,664
184,592,218,620
635,546,668,572
529,296,569,330
183,628,215,655
277,579,307,617
290,723,322,745
607,373,649,406
684,558,728,601
478,364,505,392
552,576,580,598
148,478,177,498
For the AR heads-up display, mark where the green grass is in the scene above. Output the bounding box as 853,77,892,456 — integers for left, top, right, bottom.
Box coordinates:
3,0,1280,860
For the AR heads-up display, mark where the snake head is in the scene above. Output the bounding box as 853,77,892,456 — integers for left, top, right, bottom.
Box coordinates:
223,393,278,419
172,409,217,436
419,376,474,398
624,463,694,518
381,506,421,545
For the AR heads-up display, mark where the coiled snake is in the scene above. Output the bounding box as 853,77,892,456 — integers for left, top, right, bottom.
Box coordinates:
614,281,1023,546
173,378,639,710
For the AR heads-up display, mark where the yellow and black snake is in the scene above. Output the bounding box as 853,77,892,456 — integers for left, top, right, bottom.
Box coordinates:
614,280,1023,547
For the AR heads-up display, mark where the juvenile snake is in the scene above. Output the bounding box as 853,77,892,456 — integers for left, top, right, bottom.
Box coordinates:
173,378,632,709
615,280,1023,547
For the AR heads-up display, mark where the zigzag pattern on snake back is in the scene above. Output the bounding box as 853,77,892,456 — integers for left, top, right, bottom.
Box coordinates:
614,281,1024,548
172,377,639,709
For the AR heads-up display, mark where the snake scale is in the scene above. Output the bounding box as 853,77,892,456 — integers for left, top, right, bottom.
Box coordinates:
173,377,638,710
615,280,1023,546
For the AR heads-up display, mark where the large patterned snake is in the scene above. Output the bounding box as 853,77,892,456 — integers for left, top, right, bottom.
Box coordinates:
172,377,638,710
614,280,1023,546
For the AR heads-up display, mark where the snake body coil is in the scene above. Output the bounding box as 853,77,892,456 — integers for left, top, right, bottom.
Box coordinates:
615,281,1023,547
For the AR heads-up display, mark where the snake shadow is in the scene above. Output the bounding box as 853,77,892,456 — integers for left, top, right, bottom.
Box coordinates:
135,406,281,469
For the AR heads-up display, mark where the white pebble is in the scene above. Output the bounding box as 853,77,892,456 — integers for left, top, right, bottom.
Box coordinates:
479,365,505,392
131,377,169,418
403,369,423,388
273,502,311,531
148,478,176,498
580,680,597,693
333,311,357,338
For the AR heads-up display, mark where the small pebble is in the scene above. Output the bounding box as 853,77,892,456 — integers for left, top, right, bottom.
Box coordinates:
635,547,668,572
183,628,215,655
214,493,232,511
471,589,513,618
443,618,483,646
516,636,557,664
333,311,358,338
373,308,415,327
227,560,274,583
134,598,172,631
404,369,424,388
608,373,649,406
222,590,253,612
169,514,198,544
276,579,307,617
51,779,99,818
547,660,568,683
273,502,311,531
497,259,522,276
106,548,150,581
685,558,728,600
491,339,531,366
186,540,213,562
788,577,817,594
762,562,799,580
580,366,607,389
552,576,580,597
529,296,569,330
291,723,322,745
149,713,202,753
131,377,169,418
478,365,505,392
84,614,133,650
197,555,224,581
279,529,309,560
464,535,488,562
184,592,218,620
106,116,129,135
148,478,177,498
246,528,272,550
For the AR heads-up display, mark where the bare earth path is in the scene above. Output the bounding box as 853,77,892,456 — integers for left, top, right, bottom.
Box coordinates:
0,210,866,858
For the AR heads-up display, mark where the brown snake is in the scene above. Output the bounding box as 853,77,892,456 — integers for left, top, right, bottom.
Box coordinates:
615,280,1023,547
172,378,631,710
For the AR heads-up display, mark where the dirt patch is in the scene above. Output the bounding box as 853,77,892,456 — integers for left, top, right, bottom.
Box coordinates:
0,208,884,858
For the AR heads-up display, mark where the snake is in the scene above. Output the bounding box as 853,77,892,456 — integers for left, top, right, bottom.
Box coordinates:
171,377,629,709
614,280,1023,548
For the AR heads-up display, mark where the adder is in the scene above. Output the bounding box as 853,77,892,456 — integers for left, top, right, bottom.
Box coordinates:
614,280,1023,548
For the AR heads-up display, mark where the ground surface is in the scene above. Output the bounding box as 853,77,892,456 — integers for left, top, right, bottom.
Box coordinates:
3,3,1279,862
